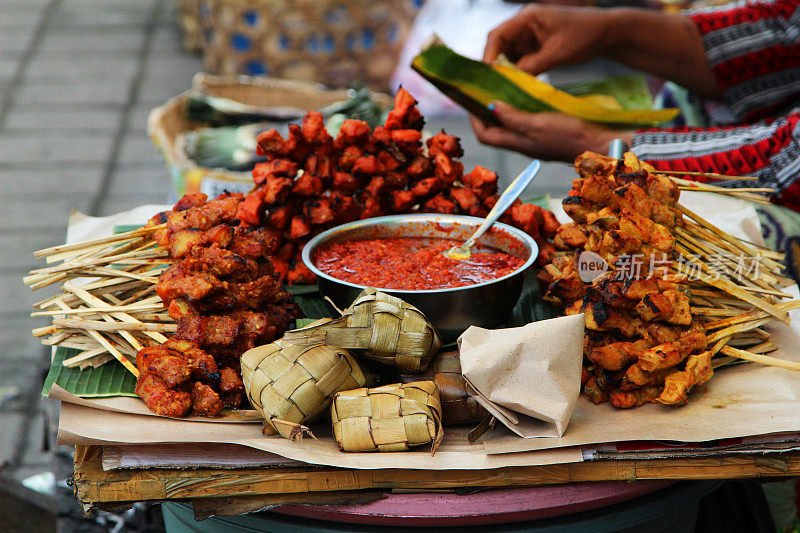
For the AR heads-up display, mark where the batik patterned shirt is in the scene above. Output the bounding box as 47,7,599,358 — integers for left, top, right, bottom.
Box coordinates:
631,0,800,210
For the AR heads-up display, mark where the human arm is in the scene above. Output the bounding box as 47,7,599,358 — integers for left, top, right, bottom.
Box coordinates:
484,5,719,96
470,102,633,162
630,110,800,210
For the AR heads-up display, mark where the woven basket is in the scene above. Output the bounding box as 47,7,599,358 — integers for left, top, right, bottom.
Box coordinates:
399,351,486,426
240,339,366,437
331,381,444,453
195,0,423,90
176,0,203,52
147,73,393,199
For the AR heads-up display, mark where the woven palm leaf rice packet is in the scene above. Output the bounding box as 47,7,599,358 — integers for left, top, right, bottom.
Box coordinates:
282,288,442,372
331,381,444,455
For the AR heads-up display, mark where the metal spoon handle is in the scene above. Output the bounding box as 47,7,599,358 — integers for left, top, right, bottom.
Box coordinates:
461,159,542,250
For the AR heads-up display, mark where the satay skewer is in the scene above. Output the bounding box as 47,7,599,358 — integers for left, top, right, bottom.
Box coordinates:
678,205,785,272
650,169,759,181
676,184,774,194
31,303,163,317
33,224,165,258
51,318,176,333
671,263,789,322
720,345,800,372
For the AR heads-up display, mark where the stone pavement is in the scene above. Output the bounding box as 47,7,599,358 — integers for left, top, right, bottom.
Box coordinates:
0,0,573,530
0,0,202,529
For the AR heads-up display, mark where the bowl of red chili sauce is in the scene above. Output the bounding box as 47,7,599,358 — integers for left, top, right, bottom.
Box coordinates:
302,214,538,341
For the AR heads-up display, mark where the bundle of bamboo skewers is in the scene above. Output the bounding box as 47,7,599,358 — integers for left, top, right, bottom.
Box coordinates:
26,224,170,376
674,204,800,371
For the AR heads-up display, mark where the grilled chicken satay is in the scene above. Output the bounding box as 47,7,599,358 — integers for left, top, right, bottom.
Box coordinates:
540,255,587,305
562,194,596,223
610,385,663,409
656,351,713,406
621,331,708,389
575,151,679,208
589,338,654,371
618,209,675,252
566,299,646,338
549,151,719,408
554,222,595,249
635,289,692,325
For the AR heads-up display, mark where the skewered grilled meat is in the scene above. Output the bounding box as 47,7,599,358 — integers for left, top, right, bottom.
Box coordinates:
657,351,713,405
135,373,192,418
138,192,301,417
588,339,654,371
610,385,663,409
621,332,708,390
245,88,559,282
543,151,723,408
635,290,692,325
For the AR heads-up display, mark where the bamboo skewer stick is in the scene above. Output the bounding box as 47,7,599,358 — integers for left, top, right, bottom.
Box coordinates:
76,267,161,283
676,187,773,205
62,282,170,343
677,185,774,194
33,224,165,257
652,169,759,181
720,345,800,372
690,307,743,317
84,329,138,377
671,262,789,322
31,303,163,316
679,205,786,272
51,318,176,333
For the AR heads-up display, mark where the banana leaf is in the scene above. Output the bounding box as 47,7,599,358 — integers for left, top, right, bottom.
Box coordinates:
42,347,138,397
411,37,678,127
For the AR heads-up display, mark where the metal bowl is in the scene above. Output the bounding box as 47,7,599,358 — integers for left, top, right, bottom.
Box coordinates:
302,214,538,342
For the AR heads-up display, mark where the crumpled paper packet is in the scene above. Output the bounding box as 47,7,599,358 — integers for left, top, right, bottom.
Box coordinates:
458,314,584,438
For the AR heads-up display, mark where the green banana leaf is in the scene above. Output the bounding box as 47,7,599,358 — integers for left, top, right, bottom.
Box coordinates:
412,39,678,127
42,347,138,397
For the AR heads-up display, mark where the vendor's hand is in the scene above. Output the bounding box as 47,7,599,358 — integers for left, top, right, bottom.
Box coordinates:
484,5,612,75
471,101,634,162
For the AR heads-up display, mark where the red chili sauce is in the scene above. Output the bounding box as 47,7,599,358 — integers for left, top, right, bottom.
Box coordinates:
314,237,526,290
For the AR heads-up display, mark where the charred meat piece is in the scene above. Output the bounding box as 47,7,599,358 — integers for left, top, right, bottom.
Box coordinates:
163,338,219,383
589,338,654,371
135,373,191,418
610,385,662,409
136,346,192,388
657,351,713,405
218,367,245,407
635,290,692,325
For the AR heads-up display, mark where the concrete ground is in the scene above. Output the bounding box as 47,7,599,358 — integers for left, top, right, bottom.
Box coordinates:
0,0,575,530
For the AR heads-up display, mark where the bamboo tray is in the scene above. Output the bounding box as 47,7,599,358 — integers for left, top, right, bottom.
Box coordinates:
73,444,800,511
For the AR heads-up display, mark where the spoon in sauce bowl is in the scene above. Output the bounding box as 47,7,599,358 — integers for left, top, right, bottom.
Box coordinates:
444,159,541,260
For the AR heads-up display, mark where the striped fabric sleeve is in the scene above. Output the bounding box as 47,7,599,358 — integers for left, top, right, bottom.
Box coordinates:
631,109,800,209
688,0,800,121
